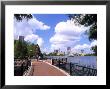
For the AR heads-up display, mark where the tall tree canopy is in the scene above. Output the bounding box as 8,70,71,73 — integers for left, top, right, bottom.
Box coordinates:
26,43,42,59
14,40,28,59
14,40,42,59
14,14,33,21
91,45,97,56
68,14,97,55
68,14,97,41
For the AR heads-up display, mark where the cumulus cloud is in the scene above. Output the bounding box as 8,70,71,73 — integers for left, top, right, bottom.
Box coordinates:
41,47,52,54
24,34,44,47
28,17,50,30
14,19,33,39
54,20,86,36
74,44,90,49
50,20,89,51
14,16,50,39
14,15,50,47
72,40,97,53
90,40,97,47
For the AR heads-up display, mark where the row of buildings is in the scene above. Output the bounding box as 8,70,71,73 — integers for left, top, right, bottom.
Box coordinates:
18,36,84,56
53,47,85,56
53,47,73,56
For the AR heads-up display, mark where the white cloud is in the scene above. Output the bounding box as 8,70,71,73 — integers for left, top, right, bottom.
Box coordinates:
50,20,89,51
90,40,97,47
55,20,86,36
72,40,97,53
14,15,50,46
28,17,50,30
74,44,90,49
24,34,44,47
41,47,52,54
37,37,44,47
14,19,33,39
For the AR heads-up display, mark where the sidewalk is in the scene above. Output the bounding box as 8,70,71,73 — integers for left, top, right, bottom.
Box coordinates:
31,60,68,76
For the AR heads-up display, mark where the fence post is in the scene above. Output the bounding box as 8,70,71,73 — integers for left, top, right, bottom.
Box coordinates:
21,63,24,76
70,62,72,75
59,60,60,68
66,58,67,63
62,58,63,63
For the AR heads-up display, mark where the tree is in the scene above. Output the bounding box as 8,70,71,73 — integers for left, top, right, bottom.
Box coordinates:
26,43,42,59
39,53,44,59
14,14,33,21
68,14,97,41
48,52,57,56
14,40,20,59
68,14,97,55
91,45,97,56
14,40,28,59
27,43,35,58
35,44,41,58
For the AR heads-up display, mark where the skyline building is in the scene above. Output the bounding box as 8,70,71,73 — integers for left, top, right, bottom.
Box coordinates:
54,50,59,54
67,47,71,55
19,36,24,42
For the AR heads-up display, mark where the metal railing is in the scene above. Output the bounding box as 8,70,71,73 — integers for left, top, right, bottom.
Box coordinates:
51,58,97,76
14,59,31,76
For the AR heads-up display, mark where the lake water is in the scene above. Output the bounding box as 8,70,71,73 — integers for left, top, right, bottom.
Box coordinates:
67,56,97,69
46,56,97,69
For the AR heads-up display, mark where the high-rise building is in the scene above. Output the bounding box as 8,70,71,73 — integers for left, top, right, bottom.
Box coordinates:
19,36,24,42
67,47,71,55
54,50,58,54
67,47,71,51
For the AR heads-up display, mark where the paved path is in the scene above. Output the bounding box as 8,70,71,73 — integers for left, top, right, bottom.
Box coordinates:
31,60,67,76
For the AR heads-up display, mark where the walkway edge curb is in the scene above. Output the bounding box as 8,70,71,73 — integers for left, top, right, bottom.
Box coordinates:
44,61,70,76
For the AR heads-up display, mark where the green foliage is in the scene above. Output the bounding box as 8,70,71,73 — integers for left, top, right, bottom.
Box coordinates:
39,53,44,59
68,14,97,41
27,43,41,59
91,45,97,56
14,14,33,21
14,40,28,59
88,23,97,41
80,14,97,27
48,52,57,56
42,52,47,56
47,52,64,56
14,40,42,59
35,44,41,56
68,14,97,56
27,43,35,58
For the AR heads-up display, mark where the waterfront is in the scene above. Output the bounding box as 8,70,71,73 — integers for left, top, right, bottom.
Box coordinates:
46,56,97,69
14,14,97,76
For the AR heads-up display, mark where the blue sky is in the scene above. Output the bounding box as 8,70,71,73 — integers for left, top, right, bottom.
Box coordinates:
33,14,69,50
14,14,97,54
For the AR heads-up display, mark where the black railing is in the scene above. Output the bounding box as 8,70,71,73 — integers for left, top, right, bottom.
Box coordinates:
14,59,31,76
51,58,97,76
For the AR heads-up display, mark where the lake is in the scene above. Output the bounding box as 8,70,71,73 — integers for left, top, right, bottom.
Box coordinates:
45,56,97,69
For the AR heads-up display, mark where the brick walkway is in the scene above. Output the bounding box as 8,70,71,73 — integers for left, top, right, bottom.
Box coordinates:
31,60,67,76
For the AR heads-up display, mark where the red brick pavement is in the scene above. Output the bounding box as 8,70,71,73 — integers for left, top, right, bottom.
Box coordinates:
31,60,67,76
